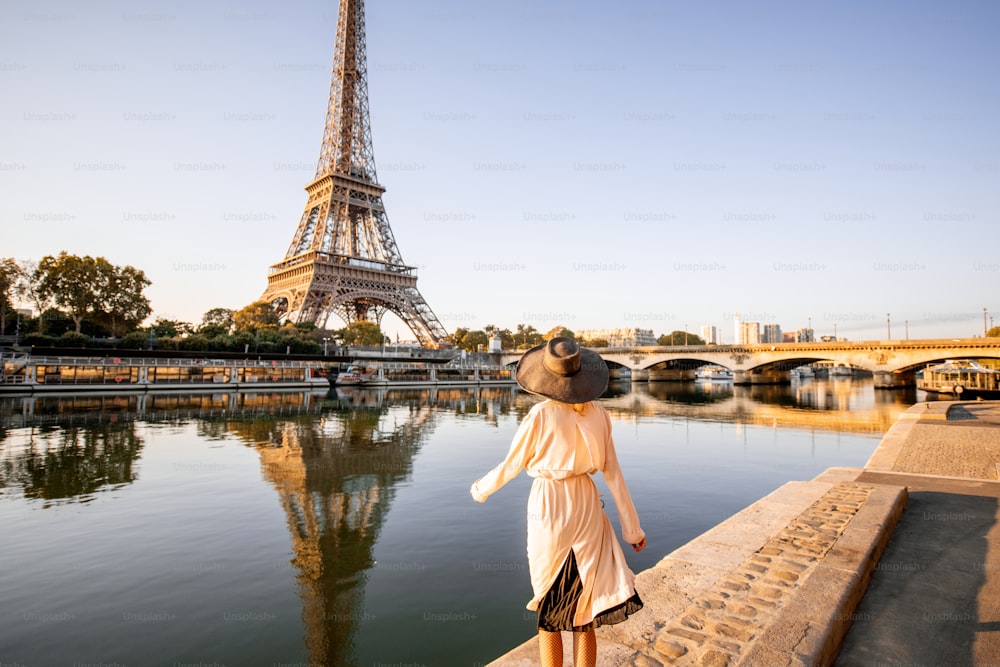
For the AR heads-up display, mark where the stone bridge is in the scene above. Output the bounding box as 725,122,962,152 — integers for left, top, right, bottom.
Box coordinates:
496,338,1000,388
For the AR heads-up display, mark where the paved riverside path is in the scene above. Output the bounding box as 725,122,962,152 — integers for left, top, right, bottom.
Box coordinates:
837,400,1000,666
486,401,1000,666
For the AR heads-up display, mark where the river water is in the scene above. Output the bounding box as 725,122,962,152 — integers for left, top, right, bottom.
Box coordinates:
0,379,931,666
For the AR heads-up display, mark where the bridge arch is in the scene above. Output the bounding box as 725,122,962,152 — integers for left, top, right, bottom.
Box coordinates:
885,351,1000,374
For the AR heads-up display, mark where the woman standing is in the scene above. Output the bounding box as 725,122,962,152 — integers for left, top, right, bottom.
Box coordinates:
471,337,646,667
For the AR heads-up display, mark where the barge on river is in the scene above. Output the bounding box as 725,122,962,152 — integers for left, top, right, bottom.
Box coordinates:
0,352,330,394
917,359,1000,398
335,361,515,386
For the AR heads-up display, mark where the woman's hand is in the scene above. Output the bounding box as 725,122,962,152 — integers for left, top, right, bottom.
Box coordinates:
632,537,646,553
470,481,486,503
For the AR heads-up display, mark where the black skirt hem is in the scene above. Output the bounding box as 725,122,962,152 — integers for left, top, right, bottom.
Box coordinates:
536,550,644,633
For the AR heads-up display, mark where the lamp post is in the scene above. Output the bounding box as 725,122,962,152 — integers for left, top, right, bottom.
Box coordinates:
986,308,989,337
886,313,891,340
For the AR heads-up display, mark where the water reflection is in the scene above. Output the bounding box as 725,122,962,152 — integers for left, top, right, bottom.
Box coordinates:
328,384,531,422
237,385,530,665
0,390,326,430
0,423,143,506
0,385,532,665
247,406,421,664
621,379,922,434
0,391,329,508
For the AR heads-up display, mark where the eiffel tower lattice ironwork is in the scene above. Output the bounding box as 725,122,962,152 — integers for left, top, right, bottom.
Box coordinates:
260,0,448,347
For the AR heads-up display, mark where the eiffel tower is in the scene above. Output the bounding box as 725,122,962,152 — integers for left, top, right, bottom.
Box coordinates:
260,0,448,347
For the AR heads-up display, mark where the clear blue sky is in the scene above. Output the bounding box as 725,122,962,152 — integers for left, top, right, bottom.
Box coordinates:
2,0,998,343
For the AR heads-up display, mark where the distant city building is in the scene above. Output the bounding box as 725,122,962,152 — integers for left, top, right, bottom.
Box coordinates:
701,325,720,345
795,328,815,343
576,327,657,347
738,321,760,345
782,332,796,343
762,323,782,344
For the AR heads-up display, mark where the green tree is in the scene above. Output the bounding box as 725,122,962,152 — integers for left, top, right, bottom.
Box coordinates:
273,324,322,354
544,326,575,341
12,260,50,332
35,252,151,336
200,307,235,335
36,308,74,336
149,318,192,339
658,331,706,346
0,258,18,335
513,324,543,349
178,334,211,351
496,327,515,350
95,263,152,337
233,302,280,332
988,326,1000,338
59,330,90,347
338,321,384,346
458,329,488,352
119,330,152,349
449,327,470,348
37,252,101,333
448,327,490,351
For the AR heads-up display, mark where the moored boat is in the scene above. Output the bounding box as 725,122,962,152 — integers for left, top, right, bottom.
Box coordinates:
334,364,381,386
334,361,514,386
917,360,1000,398
695,366,734,382
791,366,815,380
0,352,330,394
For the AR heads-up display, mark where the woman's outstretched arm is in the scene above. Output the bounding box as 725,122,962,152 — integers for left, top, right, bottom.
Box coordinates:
471,404,542,502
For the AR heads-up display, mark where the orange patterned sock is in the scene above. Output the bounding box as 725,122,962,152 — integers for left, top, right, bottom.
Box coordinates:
573,629,596,667
538,629,563,667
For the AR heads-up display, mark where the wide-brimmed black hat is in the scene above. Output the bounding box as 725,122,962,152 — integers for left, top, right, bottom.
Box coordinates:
515,337,609,404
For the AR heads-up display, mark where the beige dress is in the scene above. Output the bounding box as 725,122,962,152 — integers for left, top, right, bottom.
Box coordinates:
471,399,645,628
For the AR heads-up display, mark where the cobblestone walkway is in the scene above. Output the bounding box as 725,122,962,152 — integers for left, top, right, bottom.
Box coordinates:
645,482,875,666
891,423,1000,479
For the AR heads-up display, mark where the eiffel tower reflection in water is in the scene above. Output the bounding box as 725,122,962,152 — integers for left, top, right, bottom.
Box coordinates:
226,386,521,665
